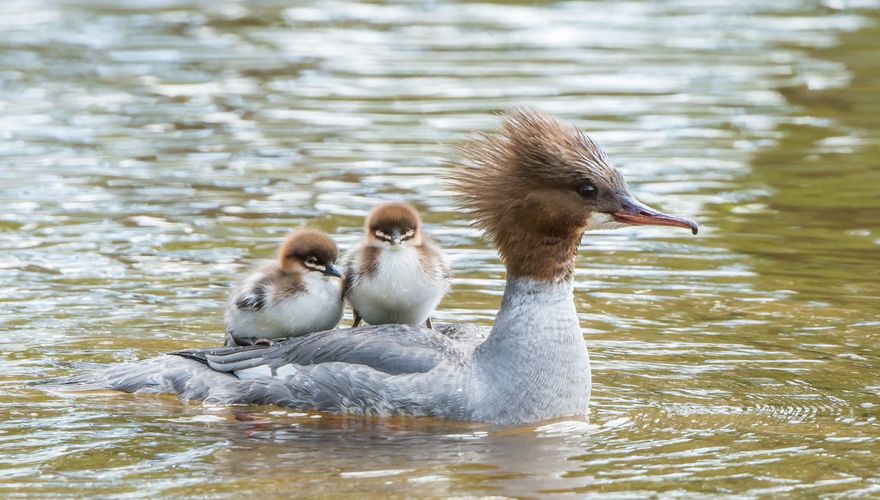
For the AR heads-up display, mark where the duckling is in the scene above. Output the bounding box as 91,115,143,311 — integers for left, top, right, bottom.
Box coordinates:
224,229,343,346
342,202,450,329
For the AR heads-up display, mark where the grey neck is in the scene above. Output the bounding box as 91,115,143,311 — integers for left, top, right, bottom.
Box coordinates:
471,274,591,423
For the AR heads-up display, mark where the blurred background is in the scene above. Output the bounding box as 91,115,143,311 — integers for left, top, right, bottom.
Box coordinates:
0,0,878,496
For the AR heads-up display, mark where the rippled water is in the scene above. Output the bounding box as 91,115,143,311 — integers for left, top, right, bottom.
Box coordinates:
1,0,879,496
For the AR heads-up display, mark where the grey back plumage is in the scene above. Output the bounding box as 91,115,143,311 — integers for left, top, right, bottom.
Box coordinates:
52,275,587,425
189,325,468,376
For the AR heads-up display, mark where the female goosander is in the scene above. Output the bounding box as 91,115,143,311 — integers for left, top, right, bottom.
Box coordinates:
63,109,697,425
224,230,344,346
343,202,450,329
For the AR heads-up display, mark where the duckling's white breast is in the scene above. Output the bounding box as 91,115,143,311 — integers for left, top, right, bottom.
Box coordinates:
349,247,446,325
284,273,343,333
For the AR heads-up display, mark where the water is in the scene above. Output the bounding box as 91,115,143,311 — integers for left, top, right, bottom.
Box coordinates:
1,0,879,496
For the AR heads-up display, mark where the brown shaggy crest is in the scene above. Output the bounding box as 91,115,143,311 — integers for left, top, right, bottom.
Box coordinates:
448,109,629,281
278,229,338,269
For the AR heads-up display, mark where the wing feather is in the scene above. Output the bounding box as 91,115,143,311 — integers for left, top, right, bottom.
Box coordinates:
233,276,271,311
174,324,465,377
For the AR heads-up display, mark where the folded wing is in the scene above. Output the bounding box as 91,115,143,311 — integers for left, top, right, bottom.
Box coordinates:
176,324,465,377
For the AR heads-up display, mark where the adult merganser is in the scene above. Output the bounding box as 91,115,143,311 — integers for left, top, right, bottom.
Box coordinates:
224,230,344,347
342,202,450,329
61,109,697,425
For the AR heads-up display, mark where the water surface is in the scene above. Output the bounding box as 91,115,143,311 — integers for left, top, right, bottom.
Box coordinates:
1,0,879,496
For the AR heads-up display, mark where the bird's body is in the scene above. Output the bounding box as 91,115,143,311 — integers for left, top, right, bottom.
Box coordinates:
87,276,584,424
224,230,344,346
344,239,449,327
58,109,697,425
344,245,447,326
225,262,343,346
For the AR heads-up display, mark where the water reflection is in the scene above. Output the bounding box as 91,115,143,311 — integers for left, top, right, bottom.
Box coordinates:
1,0,878,496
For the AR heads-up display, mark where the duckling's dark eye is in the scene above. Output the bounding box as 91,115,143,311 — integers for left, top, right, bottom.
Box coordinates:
578,182,598,199
305,256,317,265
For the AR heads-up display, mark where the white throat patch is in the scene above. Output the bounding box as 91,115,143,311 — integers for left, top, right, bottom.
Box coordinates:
583,212,628,231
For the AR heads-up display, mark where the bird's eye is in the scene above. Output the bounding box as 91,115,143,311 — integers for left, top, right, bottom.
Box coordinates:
578,182,598,199
306,257,317,265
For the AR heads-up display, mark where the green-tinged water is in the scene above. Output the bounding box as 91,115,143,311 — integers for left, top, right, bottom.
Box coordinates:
1,0,878,496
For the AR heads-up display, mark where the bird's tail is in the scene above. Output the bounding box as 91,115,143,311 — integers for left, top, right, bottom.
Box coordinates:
39,354,241,401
